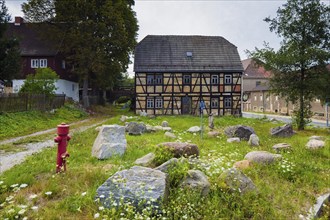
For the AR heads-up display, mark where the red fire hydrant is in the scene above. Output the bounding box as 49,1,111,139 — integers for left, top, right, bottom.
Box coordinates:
54,123,71,173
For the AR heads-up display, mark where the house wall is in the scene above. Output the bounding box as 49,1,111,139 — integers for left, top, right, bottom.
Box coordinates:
242,90,327,120
12,79,79,102
242,77,268,91
135,72,242,116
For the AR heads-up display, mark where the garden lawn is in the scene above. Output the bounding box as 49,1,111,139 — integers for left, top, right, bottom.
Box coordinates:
0,111,329,219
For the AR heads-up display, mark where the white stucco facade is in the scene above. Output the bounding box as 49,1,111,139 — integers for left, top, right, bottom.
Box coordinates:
12,79,79,102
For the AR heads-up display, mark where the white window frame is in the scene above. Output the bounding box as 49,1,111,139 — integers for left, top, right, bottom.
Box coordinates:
254,95,257,101
211,75,219,84
147,98,154,108
211,98,219,108
155,97,163,108
224,97,231,108
224,75,232,84
39,59,47,68
260,95,263,101
31,59,39,68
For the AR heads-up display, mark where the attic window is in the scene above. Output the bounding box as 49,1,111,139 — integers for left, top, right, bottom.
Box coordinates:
186,52,193,57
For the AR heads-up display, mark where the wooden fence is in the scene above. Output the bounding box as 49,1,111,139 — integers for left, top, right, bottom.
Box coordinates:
0,93,66,113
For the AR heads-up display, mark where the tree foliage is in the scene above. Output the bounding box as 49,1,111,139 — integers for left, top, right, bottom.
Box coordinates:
248,0,330,130
0,0,21,82
19,67,59,97
22,0,138,107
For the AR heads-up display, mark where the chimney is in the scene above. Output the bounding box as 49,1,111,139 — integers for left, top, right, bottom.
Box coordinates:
14,17,24,26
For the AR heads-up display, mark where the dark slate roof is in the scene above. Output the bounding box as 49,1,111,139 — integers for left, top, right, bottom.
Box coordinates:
134,35,243,73
242,58,272,78
5,23,58,56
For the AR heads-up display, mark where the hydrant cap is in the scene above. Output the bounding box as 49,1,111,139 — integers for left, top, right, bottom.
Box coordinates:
57,122,69,135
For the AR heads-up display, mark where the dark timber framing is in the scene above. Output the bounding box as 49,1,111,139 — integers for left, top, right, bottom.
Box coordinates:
134,35,244,116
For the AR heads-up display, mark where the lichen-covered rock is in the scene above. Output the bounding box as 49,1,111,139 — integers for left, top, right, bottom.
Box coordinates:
187,126,201,133
208,131,220,137
221,168,257,194
233,160,252,170
227,137,240,143
165,132,176,139
161,121,169,127
224,125,255,141
95,166,168,213
272,143,291,153
126,122,146,135
244,151,282,165
92,125,127,159
180,170,210,196
158,142,199,158
155,158,179,173
270,124,294,137
135,153,155,167
306,139,325,150
248,134,260,146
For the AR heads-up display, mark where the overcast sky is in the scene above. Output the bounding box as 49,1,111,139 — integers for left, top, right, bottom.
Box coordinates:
6,0,329,75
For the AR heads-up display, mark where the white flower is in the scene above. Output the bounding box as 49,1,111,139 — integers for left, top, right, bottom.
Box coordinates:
18,209,26,215
7,208,15,214
20,184,28,188
98,206,104,211
99,194,105,198
22,217,28,220
6,195,14,201
10,184,19,188
45,191,52,196
94,213,100,219
31,206,38,211
29,194,38,199
18,205,28,209
81,192,87,196
0,181,3,185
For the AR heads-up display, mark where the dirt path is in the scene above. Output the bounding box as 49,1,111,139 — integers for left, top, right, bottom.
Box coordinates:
0,118,108,174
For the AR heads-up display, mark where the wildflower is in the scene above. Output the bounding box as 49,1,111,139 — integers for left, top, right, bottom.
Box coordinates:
6,195,14,201
98,206,104,211
10,184,19,188
22,217,28,220
29,194,38,199
81,192,87,196
7,208,15,214
94,213,100,219
20,184,28,188
99,194,105,198
18,209,26,215
0,181,3,185
31,206,38,211
45,191,52,196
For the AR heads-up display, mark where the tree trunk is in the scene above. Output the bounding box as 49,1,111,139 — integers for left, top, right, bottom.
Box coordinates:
102,89,107,105
82,76,89,108
298,68,305,130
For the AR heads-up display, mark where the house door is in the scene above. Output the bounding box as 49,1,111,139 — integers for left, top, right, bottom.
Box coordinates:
182,96,191,114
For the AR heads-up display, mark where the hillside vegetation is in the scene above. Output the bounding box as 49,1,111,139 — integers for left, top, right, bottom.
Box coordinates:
0,109,329,219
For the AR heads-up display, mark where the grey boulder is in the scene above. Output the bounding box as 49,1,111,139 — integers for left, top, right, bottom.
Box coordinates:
221,168,257,194
224,125,255,141
92,125,127,159
270,124,294,137
158,142,199,158
272,143,291,153
187,126,201,133
126,122,147,135
248,134,260,146
180,170,210,196
306,139,325,150
244,151,282,165
95,166,168,212
135,153,155,167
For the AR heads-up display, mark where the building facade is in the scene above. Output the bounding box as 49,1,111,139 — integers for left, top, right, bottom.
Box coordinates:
5,17,79,101
134,35,243,116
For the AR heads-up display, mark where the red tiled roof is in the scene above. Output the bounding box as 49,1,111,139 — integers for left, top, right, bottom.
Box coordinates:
242,58,272,78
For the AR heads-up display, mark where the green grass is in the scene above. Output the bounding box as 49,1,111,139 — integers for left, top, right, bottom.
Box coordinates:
0,104,89,141
0,109,329,219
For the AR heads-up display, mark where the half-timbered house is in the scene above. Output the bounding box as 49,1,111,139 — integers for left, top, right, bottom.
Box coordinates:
134,35,244,116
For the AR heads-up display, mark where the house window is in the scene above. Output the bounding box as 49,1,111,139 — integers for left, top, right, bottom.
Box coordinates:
225,75,232,84
211,75,219,84
260,95,263,101
256,81,261,86
183,74,191,84
275,96,279,101
31,59,39,68
254,95,257,101
147,75,154,85
155,97,163,108
155,75,162,84
224,97,231,108
211,98,219,108
147,98,154,108
39,59,47,68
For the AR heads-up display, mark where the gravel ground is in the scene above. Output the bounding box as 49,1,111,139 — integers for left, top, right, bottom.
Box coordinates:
0,119,108,174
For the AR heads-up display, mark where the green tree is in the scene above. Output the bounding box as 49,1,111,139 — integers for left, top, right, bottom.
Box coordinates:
19,67,59,97
248,0,330,130
0,0,21,82
22,0,138,107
